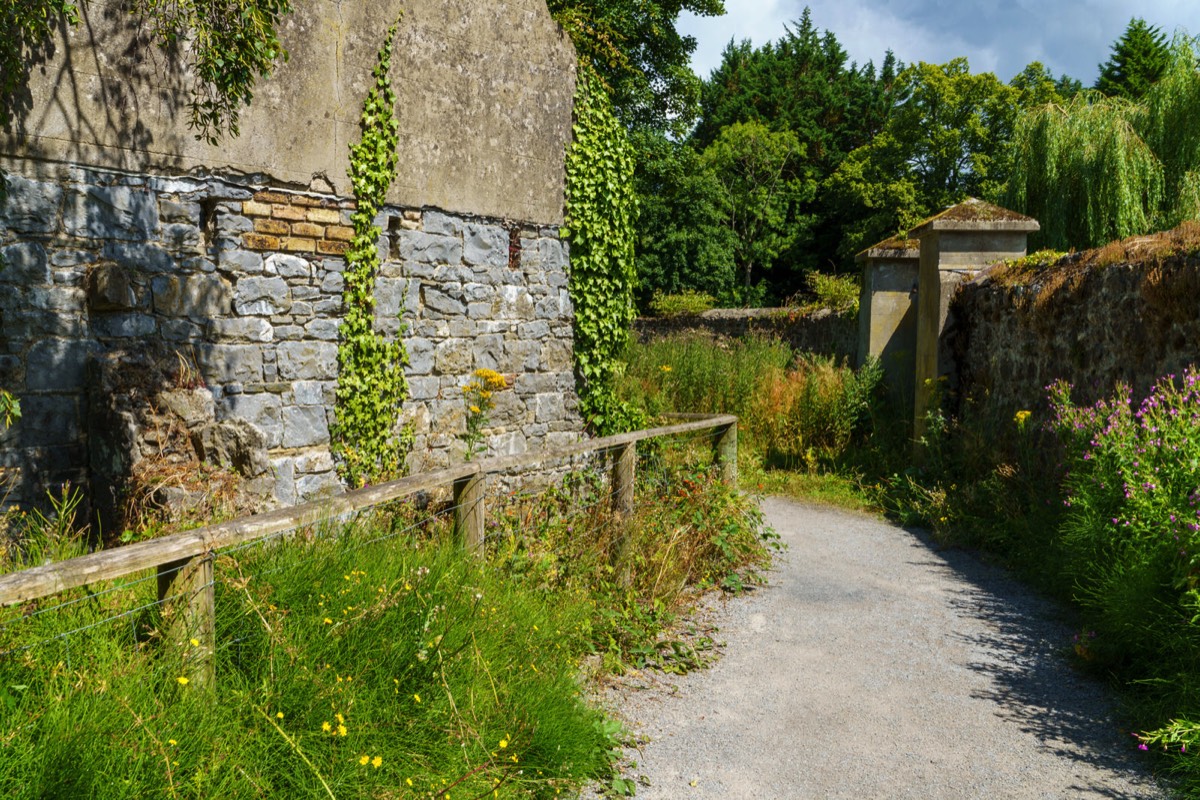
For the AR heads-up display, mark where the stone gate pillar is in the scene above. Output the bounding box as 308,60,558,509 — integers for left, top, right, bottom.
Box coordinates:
911,199,1038,447
856,236,919,410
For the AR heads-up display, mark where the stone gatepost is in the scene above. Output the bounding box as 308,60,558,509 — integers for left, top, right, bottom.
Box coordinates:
911,199,1038,447
856,236,919,410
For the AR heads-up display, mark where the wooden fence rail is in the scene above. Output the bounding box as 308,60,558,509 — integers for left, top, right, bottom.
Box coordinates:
0,414,737,684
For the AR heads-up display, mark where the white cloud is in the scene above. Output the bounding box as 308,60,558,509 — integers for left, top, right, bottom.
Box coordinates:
681,0,1196,87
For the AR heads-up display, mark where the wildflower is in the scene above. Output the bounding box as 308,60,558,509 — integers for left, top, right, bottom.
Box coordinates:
372,756,382,768
276,712,284,719
660,365,672,373
176,677,189,686
189,638,200,647
414,693,421,703
324,618,333,625
322,721,332,732
470,405,482,414
360,755,370,765
499,738,508,749
1139,743,1149,751
407,778,414,786
168,740,177,746
337,724,347,737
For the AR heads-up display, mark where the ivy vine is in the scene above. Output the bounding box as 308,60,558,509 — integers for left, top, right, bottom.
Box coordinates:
331,19,413,488
563,67,642,436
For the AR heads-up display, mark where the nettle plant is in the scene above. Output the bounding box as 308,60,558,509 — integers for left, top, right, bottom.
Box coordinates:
331,20,414,488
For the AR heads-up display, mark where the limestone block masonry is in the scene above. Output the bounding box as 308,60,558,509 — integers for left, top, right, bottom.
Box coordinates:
0,164,582,513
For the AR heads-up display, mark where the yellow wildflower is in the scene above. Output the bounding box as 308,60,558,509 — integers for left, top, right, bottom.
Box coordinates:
276,712,284,719
660,365,672,372
323,617,333,625
322,721,332,732
359,755,370,766
469,405,481,414
189,638,200,647
407,778,414,786
168,740,177,746
372,756,382,768
1014,409,1032,425
176,677,189,686
337,724,347,737
499,738,508,749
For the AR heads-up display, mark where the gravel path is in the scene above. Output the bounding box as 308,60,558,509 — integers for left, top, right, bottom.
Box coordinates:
596,498,1169,799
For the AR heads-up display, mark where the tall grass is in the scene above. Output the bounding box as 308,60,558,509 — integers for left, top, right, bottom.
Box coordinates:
0,444,773,797
620,333,881,471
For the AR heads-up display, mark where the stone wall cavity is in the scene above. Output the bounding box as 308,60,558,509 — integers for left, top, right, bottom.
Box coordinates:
0,162,580,519
948,255,1200,418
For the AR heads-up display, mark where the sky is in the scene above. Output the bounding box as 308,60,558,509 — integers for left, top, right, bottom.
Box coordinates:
679,0,1195,87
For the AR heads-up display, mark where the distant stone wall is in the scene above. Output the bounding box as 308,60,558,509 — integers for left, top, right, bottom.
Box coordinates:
0,162,580,517
633,308,857,361
948,255,1200,417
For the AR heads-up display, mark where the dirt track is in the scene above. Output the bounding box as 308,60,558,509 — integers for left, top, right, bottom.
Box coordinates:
598,497,1169,799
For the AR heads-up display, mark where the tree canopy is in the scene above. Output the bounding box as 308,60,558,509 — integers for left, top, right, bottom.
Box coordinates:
546,0,725,135
1096,17,1171,101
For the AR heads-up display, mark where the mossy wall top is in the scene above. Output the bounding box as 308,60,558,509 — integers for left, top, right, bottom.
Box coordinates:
0,0,576,225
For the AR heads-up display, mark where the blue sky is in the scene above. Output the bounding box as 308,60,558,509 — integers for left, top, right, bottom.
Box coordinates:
679,1,1195,86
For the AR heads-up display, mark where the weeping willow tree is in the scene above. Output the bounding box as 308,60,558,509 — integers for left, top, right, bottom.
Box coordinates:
1141,38,1200,226
1004,37,1200,250
1005,95,1162,249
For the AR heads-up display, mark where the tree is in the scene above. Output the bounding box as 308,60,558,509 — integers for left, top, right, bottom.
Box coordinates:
687,7,898,285
547,0,725,135
822,59,1021,258
1006,40,1200,250
632,131,738,306
700,120,810,299
1096,18,1171,101
1010,61,1081,106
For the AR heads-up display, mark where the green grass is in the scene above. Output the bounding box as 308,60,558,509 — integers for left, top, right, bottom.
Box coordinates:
0,444,773,798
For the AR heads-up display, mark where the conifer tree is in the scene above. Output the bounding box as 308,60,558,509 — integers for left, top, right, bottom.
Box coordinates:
1096,18,1170,101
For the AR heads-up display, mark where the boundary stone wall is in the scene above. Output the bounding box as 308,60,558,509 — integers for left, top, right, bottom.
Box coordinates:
633,308,857,361
949,255,1200,419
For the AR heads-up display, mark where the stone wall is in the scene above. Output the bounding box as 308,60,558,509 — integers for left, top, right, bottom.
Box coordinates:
948,254,1200,418
0,162,579,519
633,308,857,361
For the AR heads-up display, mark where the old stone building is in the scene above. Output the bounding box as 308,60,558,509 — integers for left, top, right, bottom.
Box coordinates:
0,0,582,527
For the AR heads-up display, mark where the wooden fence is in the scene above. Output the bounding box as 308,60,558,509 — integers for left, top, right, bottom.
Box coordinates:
0,415,737,685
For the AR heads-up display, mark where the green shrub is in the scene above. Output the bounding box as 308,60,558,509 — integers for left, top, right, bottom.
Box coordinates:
648,290,716,318
804,271,860,314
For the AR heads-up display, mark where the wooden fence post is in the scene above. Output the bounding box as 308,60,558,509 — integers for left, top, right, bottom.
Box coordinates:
157,553,215,688
715,421,738,486
612,443,636,516
453,470,485,555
